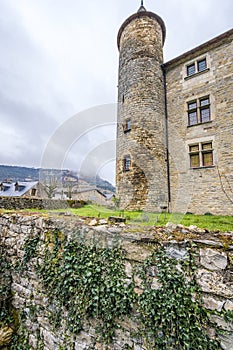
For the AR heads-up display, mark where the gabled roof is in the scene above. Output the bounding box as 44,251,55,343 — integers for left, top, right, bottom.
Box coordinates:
0,181,38,197
76,187,106,197
105,193,116,200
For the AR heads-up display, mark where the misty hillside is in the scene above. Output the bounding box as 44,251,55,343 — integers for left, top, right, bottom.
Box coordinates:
0,165,115,193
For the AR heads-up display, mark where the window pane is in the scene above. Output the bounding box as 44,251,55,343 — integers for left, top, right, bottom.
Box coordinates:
126,119,131,130
198,59,207,72
124,119,131,133
190,154,200,167
124,156,131,171
202,142,212,150
188,101,197,110
190,144,199,152
188,111,198,125
187,64,195,76
200,107,210,123
202,151,213,166
200,97,209,106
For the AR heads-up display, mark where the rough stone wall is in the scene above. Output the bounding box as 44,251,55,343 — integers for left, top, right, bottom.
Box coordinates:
116,13,168,212
165,30,233,215
0,197,86,210
0,213,233,349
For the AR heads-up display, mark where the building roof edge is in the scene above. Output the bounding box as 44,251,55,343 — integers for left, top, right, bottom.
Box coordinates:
164,28,233,69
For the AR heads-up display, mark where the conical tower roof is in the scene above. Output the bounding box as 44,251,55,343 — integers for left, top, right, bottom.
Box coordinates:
117,3,166,49
138,0,146,12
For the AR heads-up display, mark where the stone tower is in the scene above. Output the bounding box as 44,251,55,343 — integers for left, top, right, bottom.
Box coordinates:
116,3,169,211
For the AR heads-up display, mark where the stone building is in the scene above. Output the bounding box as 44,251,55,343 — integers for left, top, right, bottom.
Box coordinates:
72,188,107,206
0,181,39,198
116,2,233,215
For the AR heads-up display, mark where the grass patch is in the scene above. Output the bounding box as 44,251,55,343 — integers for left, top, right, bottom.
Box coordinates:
180,213,233,232
70,205,233,231
1,205,233,232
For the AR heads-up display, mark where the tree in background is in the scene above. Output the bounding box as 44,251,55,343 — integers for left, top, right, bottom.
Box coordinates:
40,176,59,199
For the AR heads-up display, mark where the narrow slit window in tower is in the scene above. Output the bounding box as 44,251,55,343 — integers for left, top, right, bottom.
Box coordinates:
123,155,131,171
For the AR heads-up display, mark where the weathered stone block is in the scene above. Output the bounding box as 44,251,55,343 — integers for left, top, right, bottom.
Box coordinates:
165,245,189,260
196,269,233,298
219,333,233,350
200,248,228,270
122,241,152,261
202,295,225,311
224,300,233,311
210,315,233,332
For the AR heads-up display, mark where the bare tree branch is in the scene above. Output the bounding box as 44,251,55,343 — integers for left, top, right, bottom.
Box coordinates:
217,167,233,205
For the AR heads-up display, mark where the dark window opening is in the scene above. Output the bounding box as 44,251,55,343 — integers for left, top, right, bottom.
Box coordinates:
186,57,208,78
200,97,210,123
31,188,37,196
123,156,131,171
187,63,195,76
198,58,207,72
188,101,198,126
124,119,131,133
187,96,210,125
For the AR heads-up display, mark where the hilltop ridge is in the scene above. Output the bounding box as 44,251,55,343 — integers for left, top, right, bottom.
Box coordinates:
0,165,115,193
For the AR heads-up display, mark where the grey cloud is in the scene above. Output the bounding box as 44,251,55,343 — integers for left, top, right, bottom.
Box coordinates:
0,0,232,184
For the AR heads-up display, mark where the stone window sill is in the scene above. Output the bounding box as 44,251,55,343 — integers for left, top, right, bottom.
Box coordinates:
187,120,212,128
191,165,215,170
185,68,210,80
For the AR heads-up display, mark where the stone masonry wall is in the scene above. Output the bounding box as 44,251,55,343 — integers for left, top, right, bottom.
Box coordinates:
165,30,233,215
116,12,168,212
0,213,233,349
0,196,86,210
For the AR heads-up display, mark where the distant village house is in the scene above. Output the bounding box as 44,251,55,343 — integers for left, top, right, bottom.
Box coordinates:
0,181,39,198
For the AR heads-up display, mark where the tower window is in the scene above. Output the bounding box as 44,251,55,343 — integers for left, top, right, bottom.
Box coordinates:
189,141,213,168
124,119,131,133
187,96,210,126
123,155,131,171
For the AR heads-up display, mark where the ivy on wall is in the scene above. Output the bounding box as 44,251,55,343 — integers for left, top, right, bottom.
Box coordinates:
3,229,233,349
0,249,12,326
36,232,134,343
136,247,220,349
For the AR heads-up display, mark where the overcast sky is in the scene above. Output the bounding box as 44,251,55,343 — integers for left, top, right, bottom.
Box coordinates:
0,0,232,184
